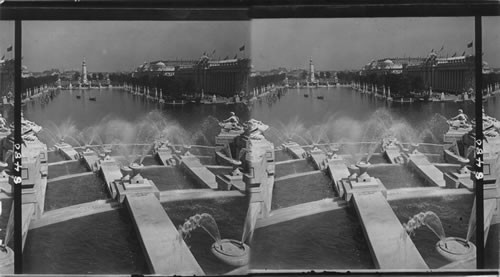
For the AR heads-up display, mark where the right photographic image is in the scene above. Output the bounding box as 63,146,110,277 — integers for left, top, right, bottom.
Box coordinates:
248,17,482,271
482,16,500,270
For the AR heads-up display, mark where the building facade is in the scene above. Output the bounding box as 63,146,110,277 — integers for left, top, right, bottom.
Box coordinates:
133,56,251,97
360,57,423,76
361,53,491,95
406,54,491,94
0,59,14,98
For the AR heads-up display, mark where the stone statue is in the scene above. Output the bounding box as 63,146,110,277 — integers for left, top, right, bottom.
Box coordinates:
223,112,240,125
244,119,269,140
221,112,243,131
448,109,471,130
483,108,500,138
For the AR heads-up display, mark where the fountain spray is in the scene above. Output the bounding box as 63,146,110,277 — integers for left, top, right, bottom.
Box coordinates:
403,211,476,262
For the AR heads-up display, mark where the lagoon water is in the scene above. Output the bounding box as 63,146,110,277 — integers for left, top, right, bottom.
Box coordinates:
24,87,474,145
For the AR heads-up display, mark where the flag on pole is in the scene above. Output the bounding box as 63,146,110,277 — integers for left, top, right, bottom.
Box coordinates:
467,41,473,48
431,48,434,53
0,55,4,60
452,52,457,57
6,45,12,52
239,45,245,51
212,49,216,55
462,51,466,56
439,45,444,51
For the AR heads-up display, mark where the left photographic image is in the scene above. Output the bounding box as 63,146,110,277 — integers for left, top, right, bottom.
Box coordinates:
19,21,252,275
0,20,15,274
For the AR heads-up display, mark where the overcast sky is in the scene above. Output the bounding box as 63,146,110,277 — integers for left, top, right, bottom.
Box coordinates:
21,21,250,72
252,17,500,71
0,18,498,72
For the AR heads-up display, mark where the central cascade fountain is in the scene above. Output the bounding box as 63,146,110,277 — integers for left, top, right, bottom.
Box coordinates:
18,94,483,273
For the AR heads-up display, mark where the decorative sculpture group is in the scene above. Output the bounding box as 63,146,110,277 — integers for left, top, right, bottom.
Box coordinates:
447,109,472,131
483,109,500,138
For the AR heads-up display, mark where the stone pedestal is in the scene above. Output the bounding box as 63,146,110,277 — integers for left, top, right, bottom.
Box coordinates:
216,173,245,192
340,172,387,202
0,247,14,274
113,174,160,203
444,167,473,190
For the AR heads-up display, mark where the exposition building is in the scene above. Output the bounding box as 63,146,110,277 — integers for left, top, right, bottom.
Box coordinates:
0,59,13,98
361,52,491,95
132,55,251,97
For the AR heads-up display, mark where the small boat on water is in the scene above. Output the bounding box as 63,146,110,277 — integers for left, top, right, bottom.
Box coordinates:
317,96,324,100
76,95,81,99
89,97,97,101
304,94,309,98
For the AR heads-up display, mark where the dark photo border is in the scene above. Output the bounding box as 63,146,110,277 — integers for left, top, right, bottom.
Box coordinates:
3,1,500,275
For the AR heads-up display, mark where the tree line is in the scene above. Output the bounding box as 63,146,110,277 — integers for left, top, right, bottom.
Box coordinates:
484,72,500,90
110,72,287,98
21,75,58,91
249,73,287,91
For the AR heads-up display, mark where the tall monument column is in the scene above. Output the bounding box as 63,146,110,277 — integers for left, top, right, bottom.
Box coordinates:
309,58,316,83
82,57,88,85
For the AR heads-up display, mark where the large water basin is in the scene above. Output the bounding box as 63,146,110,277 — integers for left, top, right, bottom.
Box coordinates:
367,165,427,189
272,172,333,210
274,150,294,162
251,208,374,269
44,174,108,211
275,159,316,178
137,156,160,166
140,166,200,191
389,194,475,269
47,151,67,163
48,161,89,179
23,209,148,274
